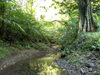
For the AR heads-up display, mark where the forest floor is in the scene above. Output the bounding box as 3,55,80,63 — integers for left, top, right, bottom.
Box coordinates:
54,50,100,75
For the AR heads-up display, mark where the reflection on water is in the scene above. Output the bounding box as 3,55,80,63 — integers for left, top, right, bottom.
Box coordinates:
0,54,67,75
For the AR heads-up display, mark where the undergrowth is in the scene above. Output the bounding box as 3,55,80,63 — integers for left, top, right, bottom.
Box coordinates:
61,32,100,57
0,39,51,59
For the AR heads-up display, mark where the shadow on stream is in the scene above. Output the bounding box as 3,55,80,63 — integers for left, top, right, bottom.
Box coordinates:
0,53,67,75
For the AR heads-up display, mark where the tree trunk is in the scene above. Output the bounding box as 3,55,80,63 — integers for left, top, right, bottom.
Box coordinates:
78,0,97,32
1,0,6,39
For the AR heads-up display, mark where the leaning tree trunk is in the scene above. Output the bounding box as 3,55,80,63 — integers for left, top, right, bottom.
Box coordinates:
78,0,97,32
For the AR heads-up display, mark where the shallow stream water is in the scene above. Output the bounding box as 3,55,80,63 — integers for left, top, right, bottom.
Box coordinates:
0,53,67,75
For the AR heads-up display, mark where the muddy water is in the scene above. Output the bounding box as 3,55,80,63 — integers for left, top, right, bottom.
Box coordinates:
0,53,67,75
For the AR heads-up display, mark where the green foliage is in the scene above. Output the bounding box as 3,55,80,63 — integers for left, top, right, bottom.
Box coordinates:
0,40,7,47
32,43,50,51
61,48,74,55
97,68,100,74
0,0,100,59
92,0,100,15
0,47,11,59
25,45,31,49
94,15,100,31
60,18,78,48
0,0,51,44
61,32,100,59
53,0,78,17
71,33,100,51
52,0,79,48
68,56,80,64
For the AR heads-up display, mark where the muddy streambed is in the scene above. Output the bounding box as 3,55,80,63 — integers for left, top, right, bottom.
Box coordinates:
0,53,67,75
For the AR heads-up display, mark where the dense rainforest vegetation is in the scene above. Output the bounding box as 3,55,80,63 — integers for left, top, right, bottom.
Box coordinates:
0,0,100,56
0,0,100,73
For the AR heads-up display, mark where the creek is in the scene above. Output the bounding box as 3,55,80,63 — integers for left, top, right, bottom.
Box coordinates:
0,53,67,75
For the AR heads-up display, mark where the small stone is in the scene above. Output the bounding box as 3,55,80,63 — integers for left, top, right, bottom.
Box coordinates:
97,60,100,64
86,63,95,68
67,70,72,75
63,68,66,71
0,68,3,70
79,60,83,64
80,68,85,74
3,65,6,68
67,72,71,75
88,68,93,72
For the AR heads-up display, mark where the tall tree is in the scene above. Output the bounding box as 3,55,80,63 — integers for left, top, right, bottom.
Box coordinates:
1,0,6,38
78,0,97,32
